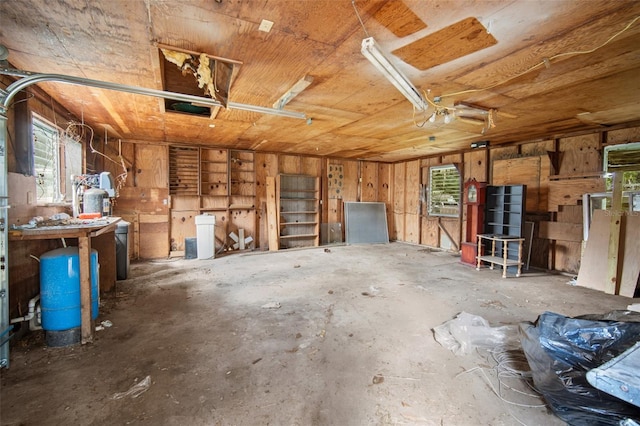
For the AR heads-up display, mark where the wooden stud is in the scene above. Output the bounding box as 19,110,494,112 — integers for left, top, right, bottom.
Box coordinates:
266,177,279,251
78,236,94,344
606,172,623,294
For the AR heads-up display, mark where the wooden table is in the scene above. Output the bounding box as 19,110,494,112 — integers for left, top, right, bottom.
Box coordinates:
9,217,121,343
476,233,524,278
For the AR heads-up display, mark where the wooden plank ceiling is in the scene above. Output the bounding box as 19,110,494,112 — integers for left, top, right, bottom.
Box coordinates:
1,0,639,162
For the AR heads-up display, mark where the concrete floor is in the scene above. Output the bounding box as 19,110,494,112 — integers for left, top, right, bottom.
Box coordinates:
1,242,636,425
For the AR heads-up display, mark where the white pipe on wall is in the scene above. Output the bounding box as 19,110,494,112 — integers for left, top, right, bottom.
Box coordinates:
10,294,40,324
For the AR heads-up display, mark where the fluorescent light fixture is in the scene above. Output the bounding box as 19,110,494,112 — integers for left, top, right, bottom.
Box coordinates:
470,140,489,149
361,37,426,111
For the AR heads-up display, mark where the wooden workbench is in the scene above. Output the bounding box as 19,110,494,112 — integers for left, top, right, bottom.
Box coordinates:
9,217,121,344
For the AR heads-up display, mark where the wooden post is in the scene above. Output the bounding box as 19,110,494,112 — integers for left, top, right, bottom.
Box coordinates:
517,239,523,277
476,235,482,270
266,177,279,251
502,240,508,278
606,172,623,294
78,235,94,344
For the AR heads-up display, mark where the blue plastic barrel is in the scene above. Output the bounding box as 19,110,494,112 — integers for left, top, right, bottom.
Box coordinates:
40,247,99,332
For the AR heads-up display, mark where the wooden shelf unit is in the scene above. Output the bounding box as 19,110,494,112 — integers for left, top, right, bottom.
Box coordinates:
476,234,524,278
484,185,526,237
277,174,320,249
199,147,229,213
199,148,229,198
478,184,526,276
168,145,256,254
169,145,199,195
482,185,526,273
229,149,255,209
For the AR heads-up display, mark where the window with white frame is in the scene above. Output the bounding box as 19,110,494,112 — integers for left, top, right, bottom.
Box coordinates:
32,115,83,203
428,164,461,217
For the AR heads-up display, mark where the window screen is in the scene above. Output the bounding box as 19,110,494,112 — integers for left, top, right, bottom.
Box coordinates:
33,117,60,203
428,165,461,217
32,116,82,203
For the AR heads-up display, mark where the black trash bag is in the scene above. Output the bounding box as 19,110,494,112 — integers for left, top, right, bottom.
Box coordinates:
521,311,640,426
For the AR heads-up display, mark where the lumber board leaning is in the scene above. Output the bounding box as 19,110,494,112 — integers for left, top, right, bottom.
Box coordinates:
79,236,94,344
266,177,279,251
607,172,623,295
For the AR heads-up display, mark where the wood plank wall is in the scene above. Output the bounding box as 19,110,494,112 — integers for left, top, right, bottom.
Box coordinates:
105,142,170,259
61,123,640,278
4,80,86,318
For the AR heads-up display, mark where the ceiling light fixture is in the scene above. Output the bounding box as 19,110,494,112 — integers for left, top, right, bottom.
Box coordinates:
361,37,426,111
453,101,497,134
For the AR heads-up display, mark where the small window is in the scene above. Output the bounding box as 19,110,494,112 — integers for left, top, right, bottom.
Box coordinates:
428,165,461,217
605,171,640,192
32,115,82,203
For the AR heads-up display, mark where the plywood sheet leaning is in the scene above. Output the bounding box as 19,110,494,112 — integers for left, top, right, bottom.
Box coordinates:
255,153,278,249
619,213,640,297
577,210,612,292
576,210,640,296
